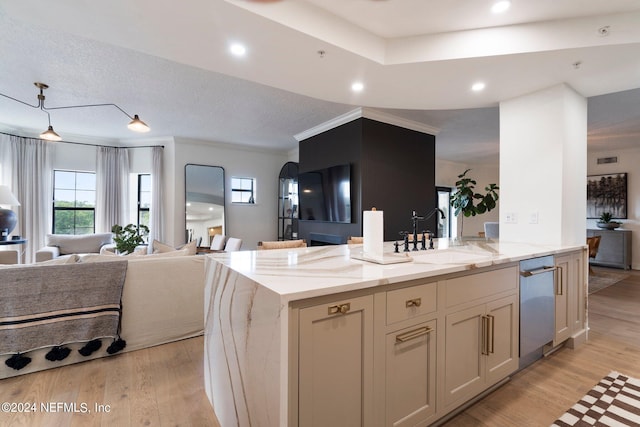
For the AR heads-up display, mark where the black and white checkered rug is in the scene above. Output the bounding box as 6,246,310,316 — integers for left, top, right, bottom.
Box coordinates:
552,371,640,426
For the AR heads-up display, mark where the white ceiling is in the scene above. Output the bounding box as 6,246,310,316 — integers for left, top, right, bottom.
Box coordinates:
0,0,639,164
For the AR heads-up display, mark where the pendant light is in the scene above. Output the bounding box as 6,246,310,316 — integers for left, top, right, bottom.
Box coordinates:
0,82,150,141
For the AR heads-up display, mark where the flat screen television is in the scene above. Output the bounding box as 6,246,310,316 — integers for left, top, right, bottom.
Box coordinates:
298,164,351,223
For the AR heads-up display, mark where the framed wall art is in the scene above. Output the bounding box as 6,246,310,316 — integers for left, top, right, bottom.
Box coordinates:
587,173,627,219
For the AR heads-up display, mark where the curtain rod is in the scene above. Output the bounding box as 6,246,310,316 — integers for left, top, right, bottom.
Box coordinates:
0,130,164,149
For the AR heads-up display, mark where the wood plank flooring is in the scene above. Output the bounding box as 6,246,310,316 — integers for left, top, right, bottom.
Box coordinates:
0,336,220,427
0,265,637,426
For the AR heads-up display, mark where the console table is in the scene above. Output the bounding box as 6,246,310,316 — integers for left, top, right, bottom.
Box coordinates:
586,229,631,269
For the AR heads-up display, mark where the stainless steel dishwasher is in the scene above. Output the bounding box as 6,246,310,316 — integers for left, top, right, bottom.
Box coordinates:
519,255,556,370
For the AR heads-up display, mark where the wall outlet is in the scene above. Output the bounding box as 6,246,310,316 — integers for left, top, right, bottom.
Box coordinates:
505,212,517,224
529,212,539,224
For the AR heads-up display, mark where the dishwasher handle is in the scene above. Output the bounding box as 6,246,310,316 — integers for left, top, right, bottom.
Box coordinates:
519,266,556,277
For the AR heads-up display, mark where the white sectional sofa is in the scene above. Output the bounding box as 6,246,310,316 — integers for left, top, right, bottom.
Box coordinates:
0,253,205,378
35,233,114,262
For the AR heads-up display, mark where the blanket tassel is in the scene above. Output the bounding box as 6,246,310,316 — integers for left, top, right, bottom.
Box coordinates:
45,346,71,362
106,338,127,355
78,339,102,357
5,353,32,370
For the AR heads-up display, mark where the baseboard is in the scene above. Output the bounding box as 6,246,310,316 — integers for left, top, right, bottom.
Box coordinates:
566,328,587,349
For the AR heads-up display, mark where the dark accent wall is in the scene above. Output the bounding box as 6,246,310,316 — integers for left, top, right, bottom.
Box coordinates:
298,117,436,243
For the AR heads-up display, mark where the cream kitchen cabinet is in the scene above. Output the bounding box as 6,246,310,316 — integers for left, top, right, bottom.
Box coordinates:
554,250,586,347
441,266,519,413
296,294,374,427
383,319,437,427
442,294,518,410
374,281,439,427
206,243,588,427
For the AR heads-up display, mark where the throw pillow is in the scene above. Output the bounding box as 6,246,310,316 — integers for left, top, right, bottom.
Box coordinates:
152,239,197,255
146,248,190,258
152,239,175,254
177,240,198,255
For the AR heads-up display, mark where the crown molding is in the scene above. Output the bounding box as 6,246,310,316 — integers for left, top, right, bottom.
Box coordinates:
294,107,440,141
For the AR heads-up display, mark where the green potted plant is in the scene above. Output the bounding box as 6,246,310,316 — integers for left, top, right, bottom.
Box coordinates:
111,223,149,254
596,212,621,230
450,169,499,237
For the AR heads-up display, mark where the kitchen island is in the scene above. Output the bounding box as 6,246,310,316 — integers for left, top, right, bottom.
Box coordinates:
204,239,587,426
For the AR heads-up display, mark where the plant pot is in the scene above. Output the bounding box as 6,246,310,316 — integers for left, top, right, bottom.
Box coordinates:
596,221,621,230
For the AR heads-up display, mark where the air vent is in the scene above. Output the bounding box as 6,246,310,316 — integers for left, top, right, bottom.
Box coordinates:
597,156,618,164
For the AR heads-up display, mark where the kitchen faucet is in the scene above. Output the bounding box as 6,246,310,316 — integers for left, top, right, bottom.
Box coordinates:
396,208,446,252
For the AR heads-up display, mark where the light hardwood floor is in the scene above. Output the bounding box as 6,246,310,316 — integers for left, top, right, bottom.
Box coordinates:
0,336,220,427
0,266,637,426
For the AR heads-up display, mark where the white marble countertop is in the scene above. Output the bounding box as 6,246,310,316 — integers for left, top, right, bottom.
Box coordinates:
207,239,585,302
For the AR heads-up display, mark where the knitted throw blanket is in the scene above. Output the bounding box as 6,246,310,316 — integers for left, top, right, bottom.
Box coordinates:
0,261,127,355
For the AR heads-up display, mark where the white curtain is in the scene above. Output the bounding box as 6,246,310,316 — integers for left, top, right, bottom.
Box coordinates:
0,134,10,185
150,146,165,243
9,135,52,264
95,146,129,233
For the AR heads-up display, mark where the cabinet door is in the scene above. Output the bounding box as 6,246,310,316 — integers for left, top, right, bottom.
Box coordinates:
298,295,374,427
571,252,586,333
485,295,519,386
595,231,623,264
444,304,485,408
385,319,437,427
554,255,571,345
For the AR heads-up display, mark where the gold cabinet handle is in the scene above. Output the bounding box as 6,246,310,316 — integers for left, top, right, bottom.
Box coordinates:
487,314,495,354
395,326,432,343
405,298,422,308
328,303,351,315
556,265,564,296
481,315,489,355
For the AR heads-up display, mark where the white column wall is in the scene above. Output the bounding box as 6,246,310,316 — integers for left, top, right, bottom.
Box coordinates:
500,84,587,246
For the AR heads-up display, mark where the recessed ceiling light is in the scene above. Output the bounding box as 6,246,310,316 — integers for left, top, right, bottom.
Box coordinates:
229,43,247,57
471,82,486,92
491,0,511,14
351,82,364,92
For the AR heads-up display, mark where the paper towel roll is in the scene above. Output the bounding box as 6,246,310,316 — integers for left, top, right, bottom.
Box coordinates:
363,208,384,260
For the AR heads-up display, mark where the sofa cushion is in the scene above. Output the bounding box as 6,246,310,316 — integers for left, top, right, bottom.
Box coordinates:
46,233,113,255
77,253,121,263
179,240,197,255
152,239,175,254
152,239,197,256
0,254,79,269
78,248,191,263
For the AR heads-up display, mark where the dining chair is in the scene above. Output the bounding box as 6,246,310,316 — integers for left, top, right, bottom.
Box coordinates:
586,235,601,275
257,239,306,250
224,237,243,252
209,234,227,251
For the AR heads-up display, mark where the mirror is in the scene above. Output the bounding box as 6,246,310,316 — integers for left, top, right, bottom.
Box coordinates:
185,164,225,247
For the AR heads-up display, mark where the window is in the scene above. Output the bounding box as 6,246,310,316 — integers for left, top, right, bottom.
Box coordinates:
53,170,96,234
137,174,151,228
231,177,255,203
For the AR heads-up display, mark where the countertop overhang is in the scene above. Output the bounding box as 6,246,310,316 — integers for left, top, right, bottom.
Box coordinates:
207,239,585,302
